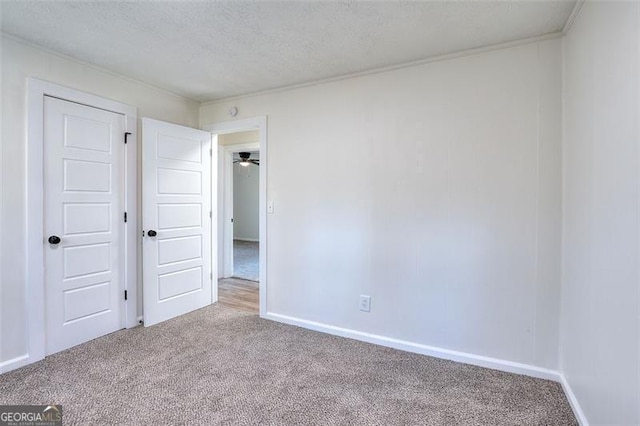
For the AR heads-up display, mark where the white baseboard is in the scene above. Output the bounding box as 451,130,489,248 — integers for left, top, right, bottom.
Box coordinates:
263,312,595,423
559,374,589,426
263,312,560,382
1,312,587,426
234,238,259,242
0,354,31,374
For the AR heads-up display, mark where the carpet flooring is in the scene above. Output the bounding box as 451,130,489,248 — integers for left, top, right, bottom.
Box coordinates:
233,239,259,281
0,305,577,425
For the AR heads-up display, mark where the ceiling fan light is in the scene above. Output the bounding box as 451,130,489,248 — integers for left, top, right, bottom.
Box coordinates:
239,161,250,167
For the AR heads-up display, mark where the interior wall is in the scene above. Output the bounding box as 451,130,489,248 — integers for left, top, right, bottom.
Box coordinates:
561,2,640,424
233,159,260,241
201,38,563,370
219,130,260,146
0,36,200,366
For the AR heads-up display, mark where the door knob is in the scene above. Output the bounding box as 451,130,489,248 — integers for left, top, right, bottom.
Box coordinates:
147,230,157,237
48,235,61,244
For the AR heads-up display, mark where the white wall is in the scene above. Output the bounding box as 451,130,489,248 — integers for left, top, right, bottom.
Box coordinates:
561,2,640,424
201,39,563,370
0,36,200,367
219,130,259,146
233,158,260,241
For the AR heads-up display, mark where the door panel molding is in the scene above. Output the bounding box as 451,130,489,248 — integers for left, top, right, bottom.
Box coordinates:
142,118,212,327
44,97,125,355
21,78,137,373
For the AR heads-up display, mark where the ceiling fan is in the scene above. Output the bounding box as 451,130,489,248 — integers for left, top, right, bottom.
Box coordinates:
233,152,259,167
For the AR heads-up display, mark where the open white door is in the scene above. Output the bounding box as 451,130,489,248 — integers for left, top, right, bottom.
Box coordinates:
142,118,212,327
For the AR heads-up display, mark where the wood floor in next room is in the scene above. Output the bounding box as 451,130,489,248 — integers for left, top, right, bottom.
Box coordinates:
218,277,259,314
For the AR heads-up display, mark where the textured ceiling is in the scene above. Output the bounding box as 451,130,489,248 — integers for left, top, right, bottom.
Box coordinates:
0,1,575,102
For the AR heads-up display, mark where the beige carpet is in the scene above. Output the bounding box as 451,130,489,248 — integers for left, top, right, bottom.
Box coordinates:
0,305,576,425
233,239,259,281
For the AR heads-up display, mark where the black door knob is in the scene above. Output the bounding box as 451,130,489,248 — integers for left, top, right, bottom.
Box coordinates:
147,230,157,237
48,235,61,244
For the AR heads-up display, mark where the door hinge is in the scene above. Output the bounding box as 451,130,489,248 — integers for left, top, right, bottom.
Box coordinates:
209,210,212,218
124,290,128,300
231,218,234,223
210,272,213,280
124,132,131,144
124,212,127,223
210,148,213,156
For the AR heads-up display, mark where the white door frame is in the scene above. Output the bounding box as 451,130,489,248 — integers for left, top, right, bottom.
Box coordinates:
203,117,267,317
221,142,260,278
25,78,138,368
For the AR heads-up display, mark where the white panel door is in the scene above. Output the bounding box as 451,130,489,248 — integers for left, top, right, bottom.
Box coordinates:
142,118,212,327
44,96,125,355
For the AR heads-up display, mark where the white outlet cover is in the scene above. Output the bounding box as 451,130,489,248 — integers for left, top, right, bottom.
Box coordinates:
360,295,371,312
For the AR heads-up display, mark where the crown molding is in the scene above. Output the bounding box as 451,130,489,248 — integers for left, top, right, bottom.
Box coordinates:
1,32,200,104
562,0,585,35
201,31,564,106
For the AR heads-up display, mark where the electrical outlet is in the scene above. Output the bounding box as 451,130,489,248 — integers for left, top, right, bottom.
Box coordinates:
359,295,371,312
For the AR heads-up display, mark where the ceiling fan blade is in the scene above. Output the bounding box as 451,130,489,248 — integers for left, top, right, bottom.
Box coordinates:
250,160,260,165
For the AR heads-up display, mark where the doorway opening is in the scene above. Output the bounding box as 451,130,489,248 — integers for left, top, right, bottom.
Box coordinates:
204,116,267,317
213,128,263,314
231,150,260,281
